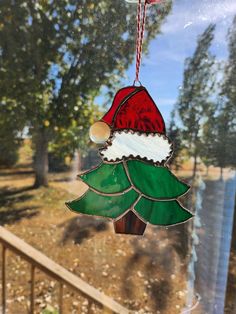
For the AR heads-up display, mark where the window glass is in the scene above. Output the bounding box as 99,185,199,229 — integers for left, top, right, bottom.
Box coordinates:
0,1,235,313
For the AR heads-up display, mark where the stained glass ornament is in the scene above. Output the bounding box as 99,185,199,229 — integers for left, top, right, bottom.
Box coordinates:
66,86,193,235
66,0,193,235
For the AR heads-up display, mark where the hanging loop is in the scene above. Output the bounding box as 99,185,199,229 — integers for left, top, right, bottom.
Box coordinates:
133,79,142,86
134,0,148,84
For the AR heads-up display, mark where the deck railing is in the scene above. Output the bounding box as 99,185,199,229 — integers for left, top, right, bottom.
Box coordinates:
0,226,130,314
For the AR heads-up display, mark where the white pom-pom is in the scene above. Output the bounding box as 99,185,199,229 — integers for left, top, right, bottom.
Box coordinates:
89,121,111,144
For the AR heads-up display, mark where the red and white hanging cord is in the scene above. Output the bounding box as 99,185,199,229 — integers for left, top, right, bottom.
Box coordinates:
133,0,164,84
134,0,148,85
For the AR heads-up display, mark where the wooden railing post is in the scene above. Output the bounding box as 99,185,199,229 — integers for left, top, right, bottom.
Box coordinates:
0,227,129,314
30,264,35,314
2,245,6,314
59,283,63,314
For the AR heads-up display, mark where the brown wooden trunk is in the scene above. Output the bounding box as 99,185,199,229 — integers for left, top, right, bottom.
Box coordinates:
34,128,48,188
192,153,198,178
114,211,147,235
206,166,209,176
220,167,223,180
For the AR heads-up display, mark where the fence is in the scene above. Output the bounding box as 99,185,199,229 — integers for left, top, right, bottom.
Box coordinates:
0,226,130,314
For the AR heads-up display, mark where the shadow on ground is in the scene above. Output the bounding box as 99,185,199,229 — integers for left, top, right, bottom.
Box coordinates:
0,186,39,225
60,216,109,244
0,206,39,225
0,186,34,198
0,169,34,177
121,224,190,311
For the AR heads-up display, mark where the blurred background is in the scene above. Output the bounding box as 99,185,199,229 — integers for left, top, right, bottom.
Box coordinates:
0,0,235,313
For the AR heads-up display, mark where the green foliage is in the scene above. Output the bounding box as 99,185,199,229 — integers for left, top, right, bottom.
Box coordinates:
0,130,21,167
199,101,218,169
48,102,101,171
215,16,236,169
210,100,236,170
0,0,172,129
0,100,22,167
0,0,172,184
167,108,183,169
222,16,236,113
200,17,236,171
41,305,58,314
175,20,236,173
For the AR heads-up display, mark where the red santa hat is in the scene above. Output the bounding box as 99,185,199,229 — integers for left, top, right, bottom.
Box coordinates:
99,86,173,165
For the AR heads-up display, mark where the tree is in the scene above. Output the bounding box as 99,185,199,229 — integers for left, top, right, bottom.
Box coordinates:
214,16,236,178
211,104,235,179
222,16,236,115
0,0,172,187
176,24,216,177
199,101,217,176
201,17,236,180
167,108,184,170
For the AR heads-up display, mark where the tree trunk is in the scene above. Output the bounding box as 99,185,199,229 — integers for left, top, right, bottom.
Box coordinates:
192,154,198,178
114,211,147,235
206,166,209,176
34,128,48,188
220,167,223,181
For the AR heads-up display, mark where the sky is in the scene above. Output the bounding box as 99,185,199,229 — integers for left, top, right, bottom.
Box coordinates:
121,0,236,123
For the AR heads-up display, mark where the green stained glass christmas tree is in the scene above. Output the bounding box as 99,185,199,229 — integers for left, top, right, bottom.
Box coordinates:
66,86,193,235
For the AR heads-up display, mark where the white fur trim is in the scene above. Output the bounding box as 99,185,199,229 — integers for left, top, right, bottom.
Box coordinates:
100,131,173,164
